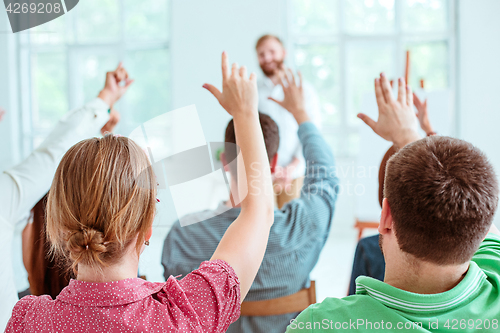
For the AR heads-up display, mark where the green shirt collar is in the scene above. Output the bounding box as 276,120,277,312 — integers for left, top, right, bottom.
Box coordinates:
355,261,486,314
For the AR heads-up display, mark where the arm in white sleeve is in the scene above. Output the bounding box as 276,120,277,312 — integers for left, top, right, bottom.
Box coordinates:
0,98,110,226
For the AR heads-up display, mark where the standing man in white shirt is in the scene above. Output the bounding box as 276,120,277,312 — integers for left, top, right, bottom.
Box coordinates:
0,63,132,332
256,34,322,209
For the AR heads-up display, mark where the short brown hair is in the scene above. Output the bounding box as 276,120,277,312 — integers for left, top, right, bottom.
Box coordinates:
224,112,279,169
47,135,157,273
384,136,498,265
255,34,283,50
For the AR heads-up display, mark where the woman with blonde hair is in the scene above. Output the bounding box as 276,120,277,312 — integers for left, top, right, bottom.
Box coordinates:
6,52,274,333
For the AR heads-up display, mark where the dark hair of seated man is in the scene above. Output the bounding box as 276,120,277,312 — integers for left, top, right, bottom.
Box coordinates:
224,112,280,174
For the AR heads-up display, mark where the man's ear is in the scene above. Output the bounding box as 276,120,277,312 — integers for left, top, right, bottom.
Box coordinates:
378,198,393,235
220,152,230,172
270,153,278,174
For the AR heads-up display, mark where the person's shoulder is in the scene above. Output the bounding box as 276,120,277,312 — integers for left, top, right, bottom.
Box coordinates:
472,233,500,273
288,295,379,331
8,295,53,326
309,294,378,314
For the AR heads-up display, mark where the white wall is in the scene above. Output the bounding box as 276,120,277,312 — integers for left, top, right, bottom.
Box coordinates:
458,0,500,227
170,0,287,143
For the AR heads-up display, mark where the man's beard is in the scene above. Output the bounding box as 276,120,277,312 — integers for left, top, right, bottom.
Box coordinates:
260,59,284,77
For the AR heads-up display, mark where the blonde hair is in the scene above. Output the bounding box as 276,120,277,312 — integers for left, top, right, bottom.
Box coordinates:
46,135,157,273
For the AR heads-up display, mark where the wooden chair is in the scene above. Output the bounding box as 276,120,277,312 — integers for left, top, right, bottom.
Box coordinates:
240,281,316,316
354,219,380,241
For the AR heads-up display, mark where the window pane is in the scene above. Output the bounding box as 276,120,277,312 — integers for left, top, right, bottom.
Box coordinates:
323,131,360,157
346,41,395,126
291,0,338,35
405,42,448,90
31,52,68,132
295,44,340,126
81,54,120,103
402,0,448,33
29,16,71,45
344,0,395,34
125,0,169,41
122,49,170,134
76,0,120,43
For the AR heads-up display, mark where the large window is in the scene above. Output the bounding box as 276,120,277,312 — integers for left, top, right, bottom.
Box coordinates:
18,0,170,153
290,0,455,156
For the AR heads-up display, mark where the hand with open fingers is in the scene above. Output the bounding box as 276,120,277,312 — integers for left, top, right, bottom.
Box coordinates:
357,73,421,148
413,92,434,135
100,107,121,135
268,68,308,123
203,52,258,117
98,62,134,107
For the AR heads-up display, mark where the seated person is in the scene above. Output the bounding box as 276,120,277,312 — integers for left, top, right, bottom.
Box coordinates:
287,74,500,332
163,70,339,333
21,107,120,299
6,53,275,332
0,64,127,331
348,92,436,295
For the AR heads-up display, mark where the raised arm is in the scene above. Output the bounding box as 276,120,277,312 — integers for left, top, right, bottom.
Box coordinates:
270,68,338,237
357,73,421,148
0,63,132,224
203,52,274,300
413,92,436,136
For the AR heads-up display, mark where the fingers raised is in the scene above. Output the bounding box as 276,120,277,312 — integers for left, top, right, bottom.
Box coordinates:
374,78,385,108
239,66,247,78
231,63,239,77
221,52,229,80
380,73,393,104
397,78,406,105
287,68,296,86
406,85,413,107
203,83,222,102
357,113,377,132
298,71,303,88
277,71,286,88
413,92,422,108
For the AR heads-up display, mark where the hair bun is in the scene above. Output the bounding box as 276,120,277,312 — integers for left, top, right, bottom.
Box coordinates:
67,228,107,257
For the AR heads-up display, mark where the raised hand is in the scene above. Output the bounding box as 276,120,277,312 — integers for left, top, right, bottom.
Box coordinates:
97,63,134,107
0,108,5,123
203,52,258,117
206,52,274,300
413,92,435,135
268,68,309,124
100,107,121,135
358,73,421,148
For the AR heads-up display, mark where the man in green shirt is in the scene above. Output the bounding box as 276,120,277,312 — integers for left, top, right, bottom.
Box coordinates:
287,74,500,332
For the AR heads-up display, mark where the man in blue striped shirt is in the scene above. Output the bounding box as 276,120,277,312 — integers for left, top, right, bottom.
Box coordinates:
162,69,339,333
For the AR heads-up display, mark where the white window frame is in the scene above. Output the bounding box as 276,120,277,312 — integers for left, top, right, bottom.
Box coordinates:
17,0,171,158
286,0,457,157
